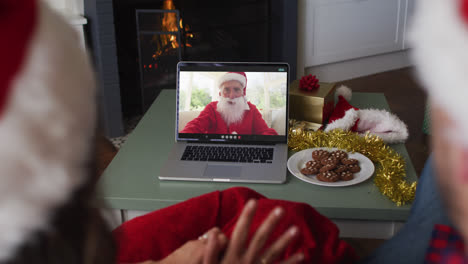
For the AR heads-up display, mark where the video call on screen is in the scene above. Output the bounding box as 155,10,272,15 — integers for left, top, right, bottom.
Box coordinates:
177,65,288,142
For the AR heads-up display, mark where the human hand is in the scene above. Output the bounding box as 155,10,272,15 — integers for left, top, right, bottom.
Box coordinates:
149,228,227,264
203,199,304,264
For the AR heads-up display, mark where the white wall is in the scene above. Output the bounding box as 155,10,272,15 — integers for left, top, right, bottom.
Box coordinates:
297,0,415,82
303,50,412,83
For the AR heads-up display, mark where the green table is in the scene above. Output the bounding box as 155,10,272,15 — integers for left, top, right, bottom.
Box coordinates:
99,90,418,238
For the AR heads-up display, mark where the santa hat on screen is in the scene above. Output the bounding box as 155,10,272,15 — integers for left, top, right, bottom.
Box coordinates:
324,86,409,144
217,72,247,95
0,0,96,261
409,0,468,144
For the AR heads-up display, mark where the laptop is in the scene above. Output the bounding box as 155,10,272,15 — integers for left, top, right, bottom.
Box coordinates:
159,62,290,183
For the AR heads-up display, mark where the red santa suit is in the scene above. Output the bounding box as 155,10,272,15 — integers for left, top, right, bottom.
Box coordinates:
180,101,278,135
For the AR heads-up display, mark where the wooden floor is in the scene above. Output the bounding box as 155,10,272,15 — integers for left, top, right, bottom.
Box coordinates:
95,67,430,259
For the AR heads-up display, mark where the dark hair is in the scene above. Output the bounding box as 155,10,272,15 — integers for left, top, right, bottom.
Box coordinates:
5,145,116,264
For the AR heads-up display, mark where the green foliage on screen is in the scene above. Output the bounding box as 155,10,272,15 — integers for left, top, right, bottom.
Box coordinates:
247,84,286,110
190,87,211,111
270,90,286,108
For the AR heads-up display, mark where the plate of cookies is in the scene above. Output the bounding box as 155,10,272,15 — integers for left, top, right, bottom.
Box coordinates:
287,147,375,187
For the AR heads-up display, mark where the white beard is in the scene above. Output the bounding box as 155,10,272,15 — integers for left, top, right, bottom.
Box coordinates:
217,96,249,126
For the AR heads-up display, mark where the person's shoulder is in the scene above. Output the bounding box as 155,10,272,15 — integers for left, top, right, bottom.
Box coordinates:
199,101,218,114
247,102,258,110
202,101,217,109
207,101,218,108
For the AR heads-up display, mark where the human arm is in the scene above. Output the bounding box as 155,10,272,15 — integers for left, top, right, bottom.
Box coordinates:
180,103,217,134
129,229,227,264
132,239,207,264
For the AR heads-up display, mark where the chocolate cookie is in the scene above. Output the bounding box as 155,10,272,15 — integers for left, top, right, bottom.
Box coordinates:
348,164,361,173
319,163,336,173
334,164,349,173
317,171,339,182
320,156,338,167
301,167,319,175
330,150,348,160
341,158,359,165
338,171,354,181
312,150,330,161
305,160,322,170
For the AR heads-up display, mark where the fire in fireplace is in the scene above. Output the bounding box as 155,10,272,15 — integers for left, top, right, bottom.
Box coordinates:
136,1,200,111
136,9,182,112
151,0,194,60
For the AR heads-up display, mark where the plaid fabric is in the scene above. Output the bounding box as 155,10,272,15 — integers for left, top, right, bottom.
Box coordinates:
425,224,467,263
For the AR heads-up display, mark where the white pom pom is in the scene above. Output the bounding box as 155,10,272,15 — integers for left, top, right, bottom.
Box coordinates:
335,85,352,101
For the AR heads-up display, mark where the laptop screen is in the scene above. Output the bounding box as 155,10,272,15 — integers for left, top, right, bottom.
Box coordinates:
176,62,289,144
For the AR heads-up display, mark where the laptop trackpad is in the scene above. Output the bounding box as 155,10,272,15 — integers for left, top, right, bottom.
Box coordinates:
204,165,241,178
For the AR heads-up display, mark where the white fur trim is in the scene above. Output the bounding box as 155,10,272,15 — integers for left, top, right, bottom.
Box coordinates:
324,108,359,132
335,85,352,101
217,72,246,88
356,109,409,144
216,96,248,125
0,3,96,261
409,0,468,144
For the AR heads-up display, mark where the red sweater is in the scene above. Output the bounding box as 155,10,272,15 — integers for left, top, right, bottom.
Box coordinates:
180,101,278,135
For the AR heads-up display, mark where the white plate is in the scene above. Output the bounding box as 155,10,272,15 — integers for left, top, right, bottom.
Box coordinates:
287,147,375,187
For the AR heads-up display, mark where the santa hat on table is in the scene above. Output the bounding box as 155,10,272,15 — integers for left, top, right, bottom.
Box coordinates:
217,72,247,95
324,86,409,144
409,0,468,145
0,0,96,261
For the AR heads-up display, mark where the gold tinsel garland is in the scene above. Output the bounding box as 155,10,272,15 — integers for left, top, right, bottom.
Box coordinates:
288,128,417,206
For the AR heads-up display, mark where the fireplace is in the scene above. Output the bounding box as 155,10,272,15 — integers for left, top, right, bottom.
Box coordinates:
85,0,297,137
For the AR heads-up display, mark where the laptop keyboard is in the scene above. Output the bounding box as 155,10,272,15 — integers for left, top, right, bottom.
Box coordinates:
181,145,274,163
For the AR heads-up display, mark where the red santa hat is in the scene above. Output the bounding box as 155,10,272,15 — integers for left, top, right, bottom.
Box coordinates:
0,0,96,260
325,86,360,132
217,72,247,95
324,86,409,144
408,0,468,144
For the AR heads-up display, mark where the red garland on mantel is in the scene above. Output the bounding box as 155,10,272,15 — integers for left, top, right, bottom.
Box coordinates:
299,74,320,92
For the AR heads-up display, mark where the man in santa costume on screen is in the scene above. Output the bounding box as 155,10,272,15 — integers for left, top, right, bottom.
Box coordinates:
180,72,278,135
